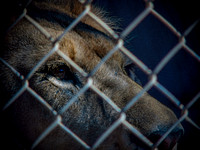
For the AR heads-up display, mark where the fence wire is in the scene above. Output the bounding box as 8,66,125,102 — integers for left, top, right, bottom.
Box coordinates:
1,0,199,149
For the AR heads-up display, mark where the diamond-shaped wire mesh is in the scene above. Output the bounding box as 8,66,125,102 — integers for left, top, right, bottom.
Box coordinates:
0,0,199,149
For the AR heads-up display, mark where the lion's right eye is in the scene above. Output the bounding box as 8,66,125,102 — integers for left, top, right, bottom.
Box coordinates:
45,65,76,88
50,65,76,82
47,64,81,86
41,63,82,88
53,65,68,80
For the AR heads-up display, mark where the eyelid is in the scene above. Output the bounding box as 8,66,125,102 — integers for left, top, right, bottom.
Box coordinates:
47,75,70,89
47,75,81,90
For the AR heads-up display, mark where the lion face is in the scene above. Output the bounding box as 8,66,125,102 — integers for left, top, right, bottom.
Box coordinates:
0,1,183,150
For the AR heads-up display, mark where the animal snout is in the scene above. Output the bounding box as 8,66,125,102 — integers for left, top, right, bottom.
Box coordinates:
148,125,184,150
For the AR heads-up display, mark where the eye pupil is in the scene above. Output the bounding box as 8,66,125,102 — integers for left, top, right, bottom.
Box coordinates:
54,67,66,79
59,69,64,72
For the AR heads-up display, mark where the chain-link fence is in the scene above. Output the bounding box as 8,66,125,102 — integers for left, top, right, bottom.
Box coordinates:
0,0,199,149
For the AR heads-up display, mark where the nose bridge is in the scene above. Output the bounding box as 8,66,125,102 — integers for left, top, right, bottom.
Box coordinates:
94,66,181,134
118,75,182,135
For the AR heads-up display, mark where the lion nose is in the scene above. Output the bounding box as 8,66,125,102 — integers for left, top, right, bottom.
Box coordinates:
148,125,184,150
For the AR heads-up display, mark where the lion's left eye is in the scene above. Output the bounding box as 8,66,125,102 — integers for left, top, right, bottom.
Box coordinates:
124,63,142,86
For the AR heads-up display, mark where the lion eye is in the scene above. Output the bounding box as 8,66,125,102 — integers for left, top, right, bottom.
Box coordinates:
53,66,67,79
51,65,77,83
46,64,82,88
124,63,142,86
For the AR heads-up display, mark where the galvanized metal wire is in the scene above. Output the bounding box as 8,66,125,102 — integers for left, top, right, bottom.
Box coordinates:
1,0,199,149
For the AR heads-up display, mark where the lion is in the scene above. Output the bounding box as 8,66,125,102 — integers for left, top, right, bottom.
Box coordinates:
0,0,183,149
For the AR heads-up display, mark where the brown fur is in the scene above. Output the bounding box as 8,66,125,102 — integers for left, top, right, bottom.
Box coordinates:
0,0,183,149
